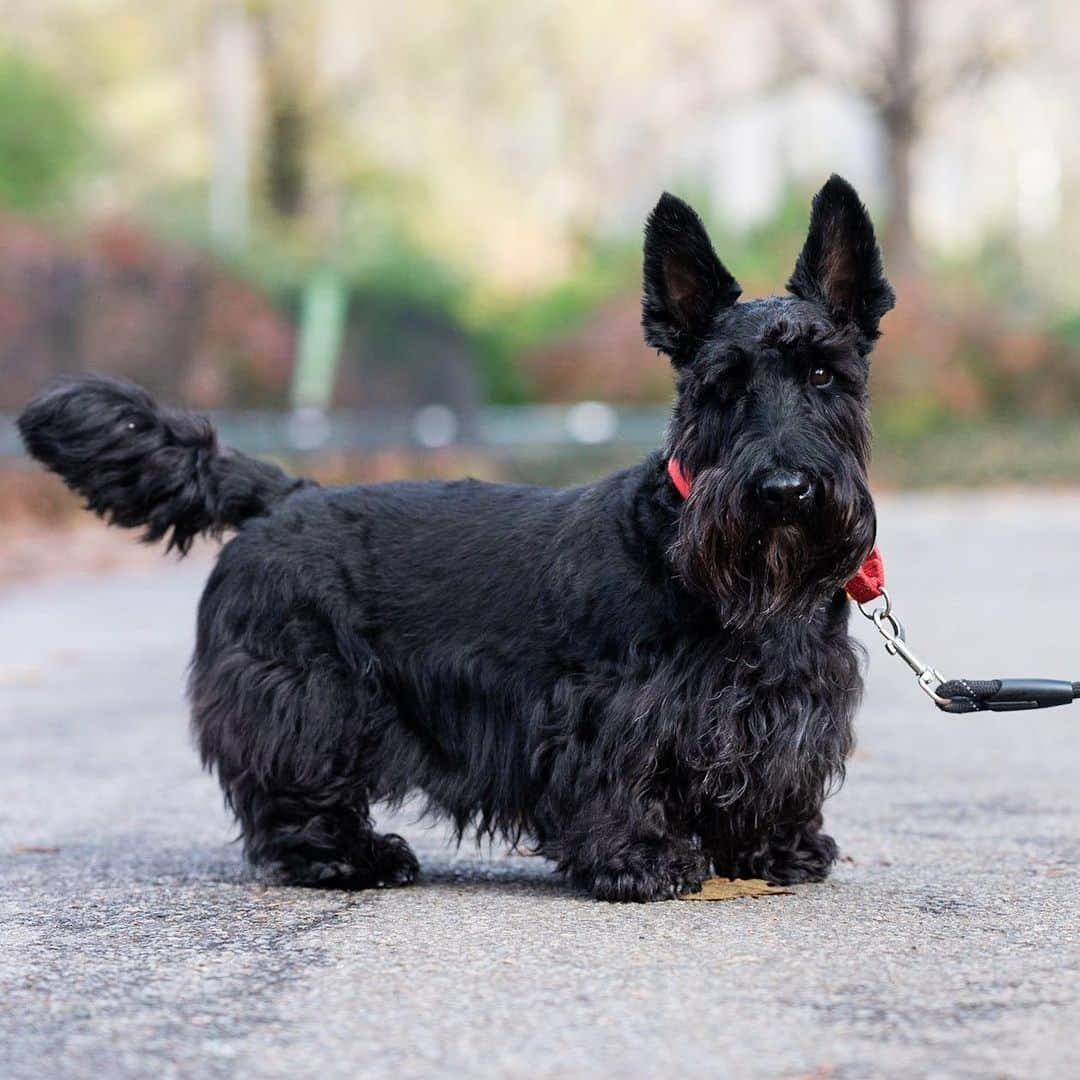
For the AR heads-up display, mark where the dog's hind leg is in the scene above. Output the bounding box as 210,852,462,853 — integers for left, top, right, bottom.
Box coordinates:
190,638,419,890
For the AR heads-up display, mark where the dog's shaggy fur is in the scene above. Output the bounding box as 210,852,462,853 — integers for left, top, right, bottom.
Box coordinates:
19,175,893,901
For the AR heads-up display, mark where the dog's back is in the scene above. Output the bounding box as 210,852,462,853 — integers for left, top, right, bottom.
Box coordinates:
189,462,689,851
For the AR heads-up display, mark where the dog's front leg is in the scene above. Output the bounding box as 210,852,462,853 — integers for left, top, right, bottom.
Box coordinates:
554,798,708,902
751,811,839,884
702,808,838,885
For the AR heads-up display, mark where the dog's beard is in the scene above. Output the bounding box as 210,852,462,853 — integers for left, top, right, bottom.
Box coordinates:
670,466,876,630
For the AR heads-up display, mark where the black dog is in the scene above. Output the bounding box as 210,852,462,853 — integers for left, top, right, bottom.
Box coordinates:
18,175,893,901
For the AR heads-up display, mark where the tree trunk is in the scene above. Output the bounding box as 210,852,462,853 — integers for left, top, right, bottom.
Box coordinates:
881,0,918,274
265,79,308,220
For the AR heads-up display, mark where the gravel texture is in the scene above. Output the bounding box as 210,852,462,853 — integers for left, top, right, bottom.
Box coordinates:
1,493,1078,1079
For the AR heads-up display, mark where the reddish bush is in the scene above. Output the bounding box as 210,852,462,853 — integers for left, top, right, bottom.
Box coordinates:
0,216,294,410
523,294,672,403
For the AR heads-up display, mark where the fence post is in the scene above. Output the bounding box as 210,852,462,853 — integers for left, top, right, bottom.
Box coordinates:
291,270,347,412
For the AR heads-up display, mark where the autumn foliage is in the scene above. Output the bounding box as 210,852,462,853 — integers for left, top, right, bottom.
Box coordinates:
0,217,294,411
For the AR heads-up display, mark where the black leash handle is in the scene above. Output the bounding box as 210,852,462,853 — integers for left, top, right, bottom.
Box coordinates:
935,678,1079,714
858,590,1078,714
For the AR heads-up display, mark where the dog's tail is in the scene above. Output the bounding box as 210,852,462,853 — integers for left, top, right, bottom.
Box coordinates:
17,375,308,553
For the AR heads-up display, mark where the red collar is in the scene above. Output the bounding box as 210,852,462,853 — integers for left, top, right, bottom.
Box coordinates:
666,457,884,603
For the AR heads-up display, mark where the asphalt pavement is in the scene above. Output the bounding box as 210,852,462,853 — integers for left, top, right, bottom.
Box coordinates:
1,493,1078,1079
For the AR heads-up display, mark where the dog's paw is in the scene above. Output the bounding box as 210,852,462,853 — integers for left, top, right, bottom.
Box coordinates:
261,858,366,890
371,832,420,887
263,833,420,891
586,842,708,902
756,828,838,885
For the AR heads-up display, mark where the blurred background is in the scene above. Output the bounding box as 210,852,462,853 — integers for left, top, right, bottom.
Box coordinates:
2,0,1080,580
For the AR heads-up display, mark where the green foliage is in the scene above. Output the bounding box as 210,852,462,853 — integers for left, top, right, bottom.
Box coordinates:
223,218,466,319
872,394,953,443
1051,311,1080,349
467,240,639,403
873,418,1080,488
703,190,820,293
337,235,468,320
0,51,90,212
229,221,640,404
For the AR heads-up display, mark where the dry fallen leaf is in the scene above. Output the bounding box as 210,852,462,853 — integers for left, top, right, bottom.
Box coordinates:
680,876,791,901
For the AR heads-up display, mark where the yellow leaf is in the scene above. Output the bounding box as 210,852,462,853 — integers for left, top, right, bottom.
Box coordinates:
679,876,792,901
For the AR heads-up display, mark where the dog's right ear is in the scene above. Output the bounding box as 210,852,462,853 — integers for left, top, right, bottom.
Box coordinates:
642,193,741,361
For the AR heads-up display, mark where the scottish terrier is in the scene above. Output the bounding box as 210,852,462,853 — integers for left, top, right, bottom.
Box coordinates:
18,175,893,901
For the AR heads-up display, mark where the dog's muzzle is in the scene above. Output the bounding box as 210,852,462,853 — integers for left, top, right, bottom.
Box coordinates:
754,469,815,524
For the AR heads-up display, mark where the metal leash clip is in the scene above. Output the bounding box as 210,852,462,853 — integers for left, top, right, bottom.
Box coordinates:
858,588,952,707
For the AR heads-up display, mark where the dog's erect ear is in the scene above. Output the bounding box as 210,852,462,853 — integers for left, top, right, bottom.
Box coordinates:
642,193,741,360
787,175,895,339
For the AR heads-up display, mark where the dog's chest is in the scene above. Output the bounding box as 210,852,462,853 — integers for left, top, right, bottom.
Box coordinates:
680,618,861,798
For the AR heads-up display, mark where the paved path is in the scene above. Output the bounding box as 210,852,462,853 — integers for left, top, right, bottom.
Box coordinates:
1,494,1078,1079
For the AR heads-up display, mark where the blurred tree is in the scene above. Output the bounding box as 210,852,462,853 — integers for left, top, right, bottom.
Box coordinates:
769,0,1027,271
256,4,313,222
1,0,1076,320
208,0,256,247
0,50,89,212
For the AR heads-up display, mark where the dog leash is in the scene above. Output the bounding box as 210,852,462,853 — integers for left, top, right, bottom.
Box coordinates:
666,457,1079,714
838,507,1079,713
854,580,1079,714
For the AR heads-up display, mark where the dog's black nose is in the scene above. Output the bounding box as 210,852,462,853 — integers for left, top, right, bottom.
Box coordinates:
757,470,814,517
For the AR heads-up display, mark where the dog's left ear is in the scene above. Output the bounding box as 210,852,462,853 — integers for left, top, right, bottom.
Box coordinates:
642,193,742,360
787,175,895,339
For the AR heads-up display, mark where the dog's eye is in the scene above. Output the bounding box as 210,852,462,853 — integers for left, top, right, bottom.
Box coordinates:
809,366,833,389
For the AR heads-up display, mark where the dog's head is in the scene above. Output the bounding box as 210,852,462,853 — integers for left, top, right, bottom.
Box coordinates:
643,175,893,629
